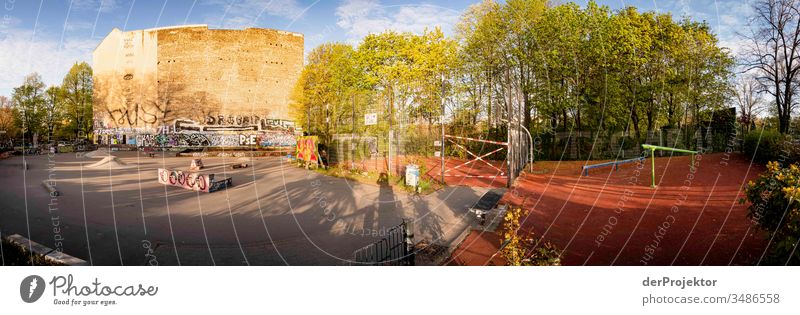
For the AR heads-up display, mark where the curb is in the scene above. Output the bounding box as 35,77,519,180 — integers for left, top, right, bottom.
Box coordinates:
3,234,87,266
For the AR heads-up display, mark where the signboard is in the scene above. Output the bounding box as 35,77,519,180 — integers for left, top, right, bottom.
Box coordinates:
434,140,441,147
364,113,378,126
434,151,441,157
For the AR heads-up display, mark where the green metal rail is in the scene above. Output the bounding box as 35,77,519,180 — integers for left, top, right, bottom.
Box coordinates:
641,144,698,188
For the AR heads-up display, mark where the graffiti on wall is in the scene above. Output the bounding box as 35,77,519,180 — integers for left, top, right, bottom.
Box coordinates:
108,103,167,127
136,131,296,148
172,116,295,133
258,132,296,147
157,168,232,193
138,134,212,147
296,136,319,164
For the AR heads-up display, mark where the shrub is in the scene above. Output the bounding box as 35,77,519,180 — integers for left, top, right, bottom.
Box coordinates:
742,162,800,265
500,207,562,266
743,129,787,164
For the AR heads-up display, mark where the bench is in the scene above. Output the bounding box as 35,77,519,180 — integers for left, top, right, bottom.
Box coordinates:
581,157,645,176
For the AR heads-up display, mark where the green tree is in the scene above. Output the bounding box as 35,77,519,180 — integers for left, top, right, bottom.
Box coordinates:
61,62,93,141
43,86,65,144
12,73,46,145
406,28,458,129
356,31,414,134
291,43,363,141
455,0,504,127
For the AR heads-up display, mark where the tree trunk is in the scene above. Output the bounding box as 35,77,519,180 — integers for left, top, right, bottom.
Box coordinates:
630,102,640,143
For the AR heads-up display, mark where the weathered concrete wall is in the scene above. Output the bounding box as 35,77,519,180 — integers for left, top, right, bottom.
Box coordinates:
93,27,160,129
93,25,303,132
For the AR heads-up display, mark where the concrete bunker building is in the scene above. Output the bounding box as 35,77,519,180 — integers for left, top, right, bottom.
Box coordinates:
92,25,303,147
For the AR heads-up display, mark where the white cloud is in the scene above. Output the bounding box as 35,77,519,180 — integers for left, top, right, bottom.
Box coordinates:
0,29,94,95
710,1,754,58
719,38,750,57
335,0,461,42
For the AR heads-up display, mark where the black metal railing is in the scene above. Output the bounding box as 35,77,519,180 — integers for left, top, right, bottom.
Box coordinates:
351,221,414,266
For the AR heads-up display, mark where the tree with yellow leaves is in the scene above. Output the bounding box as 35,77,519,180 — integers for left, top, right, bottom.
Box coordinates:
499,207,562,266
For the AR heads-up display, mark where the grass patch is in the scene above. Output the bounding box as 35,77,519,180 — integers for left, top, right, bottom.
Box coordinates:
303,161,441,195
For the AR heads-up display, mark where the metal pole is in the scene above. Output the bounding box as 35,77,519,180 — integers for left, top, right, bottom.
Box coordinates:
388,95,393,177
650,148,656,188
441,113,445,185
440,75,446,185
352,94,355,134
507,102,512,188
528,126,533,172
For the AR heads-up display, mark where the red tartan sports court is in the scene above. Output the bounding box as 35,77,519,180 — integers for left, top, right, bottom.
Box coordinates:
446,153,769,266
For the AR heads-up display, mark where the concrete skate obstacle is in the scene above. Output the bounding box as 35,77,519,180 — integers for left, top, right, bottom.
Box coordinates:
84,147,112,158
86,156,136,169
157,168,232,193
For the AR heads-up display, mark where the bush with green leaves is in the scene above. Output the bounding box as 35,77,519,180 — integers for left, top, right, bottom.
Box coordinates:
742,161,800,265
743,129,788,164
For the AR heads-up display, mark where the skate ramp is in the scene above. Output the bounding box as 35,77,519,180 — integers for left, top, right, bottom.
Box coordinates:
86,156,135,169
84,147,112,158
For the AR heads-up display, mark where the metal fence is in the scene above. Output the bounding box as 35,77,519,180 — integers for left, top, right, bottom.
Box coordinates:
351,221,414,266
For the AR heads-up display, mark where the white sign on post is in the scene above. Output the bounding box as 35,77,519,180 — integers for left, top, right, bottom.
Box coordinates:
434,140,441,147
364,113,377,126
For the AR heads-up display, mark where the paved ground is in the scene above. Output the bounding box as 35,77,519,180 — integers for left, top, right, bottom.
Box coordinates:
0,151,488,265
449,153,769,266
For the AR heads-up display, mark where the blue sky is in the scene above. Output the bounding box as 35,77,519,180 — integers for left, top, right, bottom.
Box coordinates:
0,0,755,96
